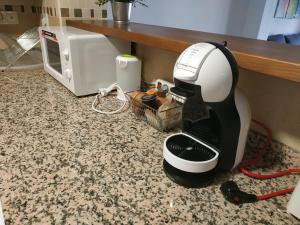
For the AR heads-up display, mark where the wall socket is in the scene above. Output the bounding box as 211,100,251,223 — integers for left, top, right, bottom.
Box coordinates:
0,11,19,25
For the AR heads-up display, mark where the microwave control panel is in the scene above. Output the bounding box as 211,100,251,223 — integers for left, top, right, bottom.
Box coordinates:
41,30,58,42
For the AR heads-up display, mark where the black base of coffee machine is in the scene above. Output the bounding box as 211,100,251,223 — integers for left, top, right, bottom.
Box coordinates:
163,160,216,188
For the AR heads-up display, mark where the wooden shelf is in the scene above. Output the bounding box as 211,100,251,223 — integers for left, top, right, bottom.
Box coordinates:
67,20,300,83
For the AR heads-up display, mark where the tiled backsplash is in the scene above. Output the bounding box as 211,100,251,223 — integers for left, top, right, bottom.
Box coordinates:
0,0,107,33
0,1,107,19
45,0,107,20
0,0,42,34
58,7,107,19
0,0,41,14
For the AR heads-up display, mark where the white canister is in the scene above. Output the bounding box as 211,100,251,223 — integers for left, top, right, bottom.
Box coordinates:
0,201,4,225
116,54,141,101
287,178,300,219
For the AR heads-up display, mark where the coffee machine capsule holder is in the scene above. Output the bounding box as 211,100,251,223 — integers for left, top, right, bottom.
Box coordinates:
163,42,251,187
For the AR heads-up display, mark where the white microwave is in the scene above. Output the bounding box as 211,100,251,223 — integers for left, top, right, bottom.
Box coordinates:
39,26,130,96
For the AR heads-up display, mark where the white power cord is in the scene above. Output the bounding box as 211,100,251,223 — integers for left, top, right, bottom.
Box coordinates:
92,83,128,115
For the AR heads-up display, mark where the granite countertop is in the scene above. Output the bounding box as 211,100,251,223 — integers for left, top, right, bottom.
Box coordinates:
0,70,299,225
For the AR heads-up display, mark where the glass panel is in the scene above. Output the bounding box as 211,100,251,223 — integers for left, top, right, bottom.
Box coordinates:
0,27,40,69
16,27,40,51
46,38,62,74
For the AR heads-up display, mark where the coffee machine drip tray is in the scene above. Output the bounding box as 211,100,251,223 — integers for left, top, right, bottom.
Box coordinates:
163,133,219,187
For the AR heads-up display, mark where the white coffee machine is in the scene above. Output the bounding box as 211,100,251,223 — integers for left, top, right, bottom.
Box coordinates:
163,42,251,187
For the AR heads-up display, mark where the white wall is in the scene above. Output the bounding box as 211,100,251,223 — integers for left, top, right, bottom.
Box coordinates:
242,0,266,39
270,18,300,35
258,0,300,40
108,0,265,38
108,0,300,40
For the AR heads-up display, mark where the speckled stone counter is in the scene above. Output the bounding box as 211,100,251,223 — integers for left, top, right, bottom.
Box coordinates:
0,70,299,225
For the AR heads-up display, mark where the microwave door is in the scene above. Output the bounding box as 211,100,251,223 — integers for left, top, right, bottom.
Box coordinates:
44,38,63,76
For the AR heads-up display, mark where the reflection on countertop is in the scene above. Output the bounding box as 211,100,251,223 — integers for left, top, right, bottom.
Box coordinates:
0,70,299,225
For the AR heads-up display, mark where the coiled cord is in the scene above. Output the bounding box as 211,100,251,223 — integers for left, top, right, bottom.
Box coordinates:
92,83,128,115
239,119,300,200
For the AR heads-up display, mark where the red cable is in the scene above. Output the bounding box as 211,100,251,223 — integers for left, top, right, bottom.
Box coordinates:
239,119,300,200
240,167,300,179
241,119,271,168
257,188,295,200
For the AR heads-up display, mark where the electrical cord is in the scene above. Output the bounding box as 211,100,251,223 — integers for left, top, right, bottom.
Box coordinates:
92,83,128,115
240,119,300,200
221,119,300,204
256,188,295,200
240,120,300,179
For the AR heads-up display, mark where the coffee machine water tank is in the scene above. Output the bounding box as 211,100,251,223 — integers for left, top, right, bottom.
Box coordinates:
174,43,233,103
